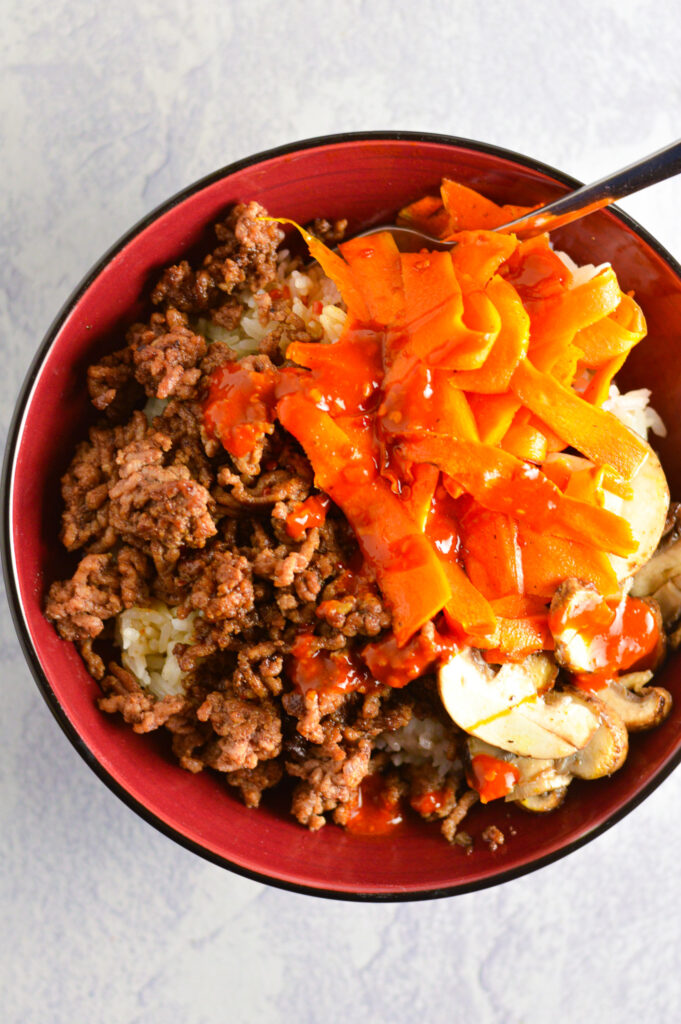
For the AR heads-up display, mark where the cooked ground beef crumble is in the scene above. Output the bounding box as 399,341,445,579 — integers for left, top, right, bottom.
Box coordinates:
45,201,480,844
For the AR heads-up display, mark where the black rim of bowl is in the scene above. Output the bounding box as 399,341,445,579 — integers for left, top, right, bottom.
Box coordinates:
4,129,681,902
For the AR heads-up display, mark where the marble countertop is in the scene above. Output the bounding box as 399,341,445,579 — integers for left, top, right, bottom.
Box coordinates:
3,2,681,1021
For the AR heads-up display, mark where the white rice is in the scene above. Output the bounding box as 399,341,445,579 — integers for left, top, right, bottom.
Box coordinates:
604,384,667,440
375,717,459,778
115,602,198,698
554,248,611,288
195,251,346,358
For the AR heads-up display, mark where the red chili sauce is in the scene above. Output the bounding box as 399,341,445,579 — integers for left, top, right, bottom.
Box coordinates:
344,774,404,836
549,593,660,692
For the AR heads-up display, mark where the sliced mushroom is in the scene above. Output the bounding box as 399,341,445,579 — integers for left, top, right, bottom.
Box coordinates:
549,579,609,674
549,579,666,674
556,689,628,779
596,676,672,732
602,443,669,582
517,788,569,813
632,535,681,626
439,649,600,759
466,736,571,800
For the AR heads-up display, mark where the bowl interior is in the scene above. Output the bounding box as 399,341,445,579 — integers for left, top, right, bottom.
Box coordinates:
7,134,681,898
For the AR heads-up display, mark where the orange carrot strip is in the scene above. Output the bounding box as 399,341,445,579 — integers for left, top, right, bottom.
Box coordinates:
339,231,405,325
528,268,622,348
517,526,619,598
500,421,548,463
439,557,497,636
397,194,454,238
581,352,629,407
490,595,548,618
264,217,370,321
440,179,535,231
472,615,555,659
448,275,530,393
276,393,451,644
285,332,384,416
510,357,649,479
400,435,635,556
458,507,524,600
574,292,646,366
450,230,518,285
398,251,500,370
468,392,522,444
379,365,479,442
402,464,440,532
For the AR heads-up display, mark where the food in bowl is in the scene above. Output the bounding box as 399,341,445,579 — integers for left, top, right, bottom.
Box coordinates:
44,179,677,850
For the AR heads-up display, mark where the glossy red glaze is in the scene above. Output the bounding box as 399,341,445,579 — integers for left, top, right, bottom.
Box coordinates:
5,132,681,901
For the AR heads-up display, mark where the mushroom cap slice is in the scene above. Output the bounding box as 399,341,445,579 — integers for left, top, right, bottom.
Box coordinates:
549,579,608,674
596,678,672,733
439,649,599,759
604,445,669,583
517,788,569,813
549,580,666,674
465,737,572,809
558,689,628,779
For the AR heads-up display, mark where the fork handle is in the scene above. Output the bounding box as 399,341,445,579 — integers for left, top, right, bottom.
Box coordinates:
499,138,681,237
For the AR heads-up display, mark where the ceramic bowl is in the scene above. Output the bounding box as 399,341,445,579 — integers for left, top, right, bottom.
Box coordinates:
5,131,681,900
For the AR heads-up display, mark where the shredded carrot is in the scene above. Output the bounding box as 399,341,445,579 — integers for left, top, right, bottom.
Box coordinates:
510,357,650,480
440,179,535,231
339,231,404,325
242,183,661,652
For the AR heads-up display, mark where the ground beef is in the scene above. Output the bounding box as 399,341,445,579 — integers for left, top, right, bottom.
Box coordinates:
441,789,479,844
129,307,207,401
108,431,216,570
306,217,348,246
196,688,282,772
98,662,185,731
59,411,148,552
226,760,283,807
151,201,284,314
45,553,123,678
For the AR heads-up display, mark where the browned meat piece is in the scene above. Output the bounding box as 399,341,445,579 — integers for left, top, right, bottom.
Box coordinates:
177,544,254,622
210,297,244,330
198,340,238,382
152,201,284,314
59,411,148,552
260,309,315,362
407,763,459,821
306,217,348,246
98,662,185,732
282,687,350,746
87,347,141,415
150,260,218,314
232,642,285,699
127,307,207,401
317,567,392,638
440,789,479,844
108,432,216,570
213,444,312,515
288,738,372,831
196,689,282,772
211,201,285,293
117,546,152,608
45,553,122,649
481,824,505,851
153,398,215,490
225,760,283,807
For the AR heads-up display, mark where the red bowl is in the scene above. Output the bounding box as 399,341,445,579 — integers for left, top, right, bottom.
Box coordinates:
5,131,681,900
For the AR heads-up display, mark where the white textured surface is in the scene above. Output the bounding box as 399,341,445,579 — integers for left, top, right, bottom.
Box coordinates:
3,2,681,1021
